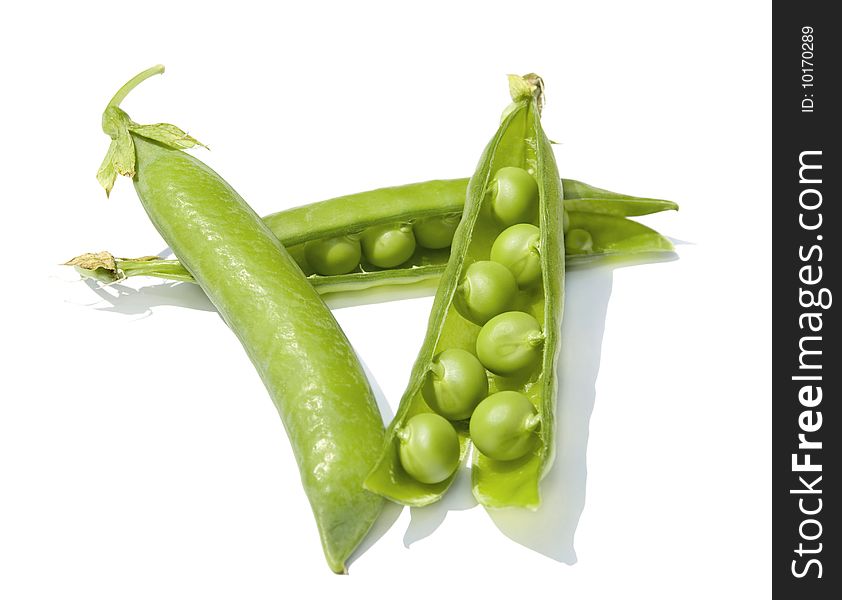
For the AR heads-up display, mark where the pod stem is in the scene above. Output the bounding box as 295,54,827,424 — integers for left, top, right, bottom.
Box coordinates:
106,64,165,111
428,361,445,380
522,73,545,112
65,251,198,285
524,414,541,432
507,73,545,114
527,332,545,348
97,65,205,195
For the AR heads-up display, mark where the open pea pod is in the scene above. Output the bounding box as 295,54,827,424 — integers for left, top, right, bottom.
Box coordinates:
68,174,676,290
561,180,677,216
68,216,673,296
364,74,563,508
564,211,675,262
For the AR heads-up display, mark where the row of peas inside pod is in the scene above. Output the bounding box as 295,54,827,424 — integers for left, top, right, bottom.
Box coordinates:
299,189,593,278
395,166,549,484
301,214,463,275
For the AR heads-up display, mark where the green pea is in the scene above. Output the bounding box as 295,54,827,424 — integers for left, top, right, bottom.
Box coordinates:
562,208,570,233
475,311,543,375
470,391,540,461
490,224,542,288
422,349,488,420
397,413,461,484
361,223,416,268
414,214,461,249
565,228,593,255
454,260,518,325
304,235,361,275
489,166,539,226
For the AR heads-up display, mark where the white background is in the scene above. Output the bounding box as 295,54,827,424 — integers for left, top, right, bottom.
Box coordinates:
0,1,771,598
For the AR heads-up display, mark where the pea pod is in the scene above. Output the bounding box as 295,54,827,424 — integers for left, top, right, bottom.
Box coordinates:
95,66,384,573
363,74,563,508
564,211,675,263
259,178,675,249
69,184,676,301
561,180,678,216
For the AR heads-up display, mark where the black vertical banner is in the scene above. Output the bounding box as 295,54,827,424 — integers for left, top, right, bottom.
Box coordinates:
773,3,839,598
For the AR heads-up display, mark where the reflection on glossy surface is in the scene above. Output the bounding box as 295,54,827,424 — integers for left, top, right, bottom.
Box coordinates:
405,464,477,547
71,252,679,563
84,279,217,316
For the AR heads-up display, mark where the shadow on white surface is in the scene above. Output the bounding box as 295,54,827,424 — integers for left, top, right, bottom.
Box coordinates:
76,271,440,313
565,250,679,273
348,501,404,571
69,253,678,565
77,269,406,572
70,250,678,316
404,463,477,547
82,279,216,316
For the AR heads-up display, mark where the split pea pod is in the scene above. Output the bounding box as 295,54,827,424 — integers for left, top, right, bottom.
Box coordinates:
273,179,675,284
95,66,384,573
364,74,563,508
70,181,676,300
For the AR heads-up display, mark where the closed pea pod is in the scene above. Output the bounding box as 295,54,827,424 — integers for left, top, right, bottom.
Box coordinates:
364,74,563,508
94,67,384,573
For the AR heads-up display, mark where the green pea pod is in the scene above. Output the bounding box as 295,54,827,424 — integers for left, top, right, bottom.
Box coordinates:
68,214,673,292
261,179,676,245
363,74,563,508
561,180,678,216
69,169,675,281
565,212,675,261
68,181,676,300
261,178,676,243
264,179,468,245
94,66,384,574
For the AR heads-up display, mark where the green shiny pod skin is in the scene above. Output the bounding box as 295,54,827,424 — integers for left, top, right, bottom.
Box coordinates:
264,179,469,246
134,136,384,573
100,69,384,574
364,76,563,508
